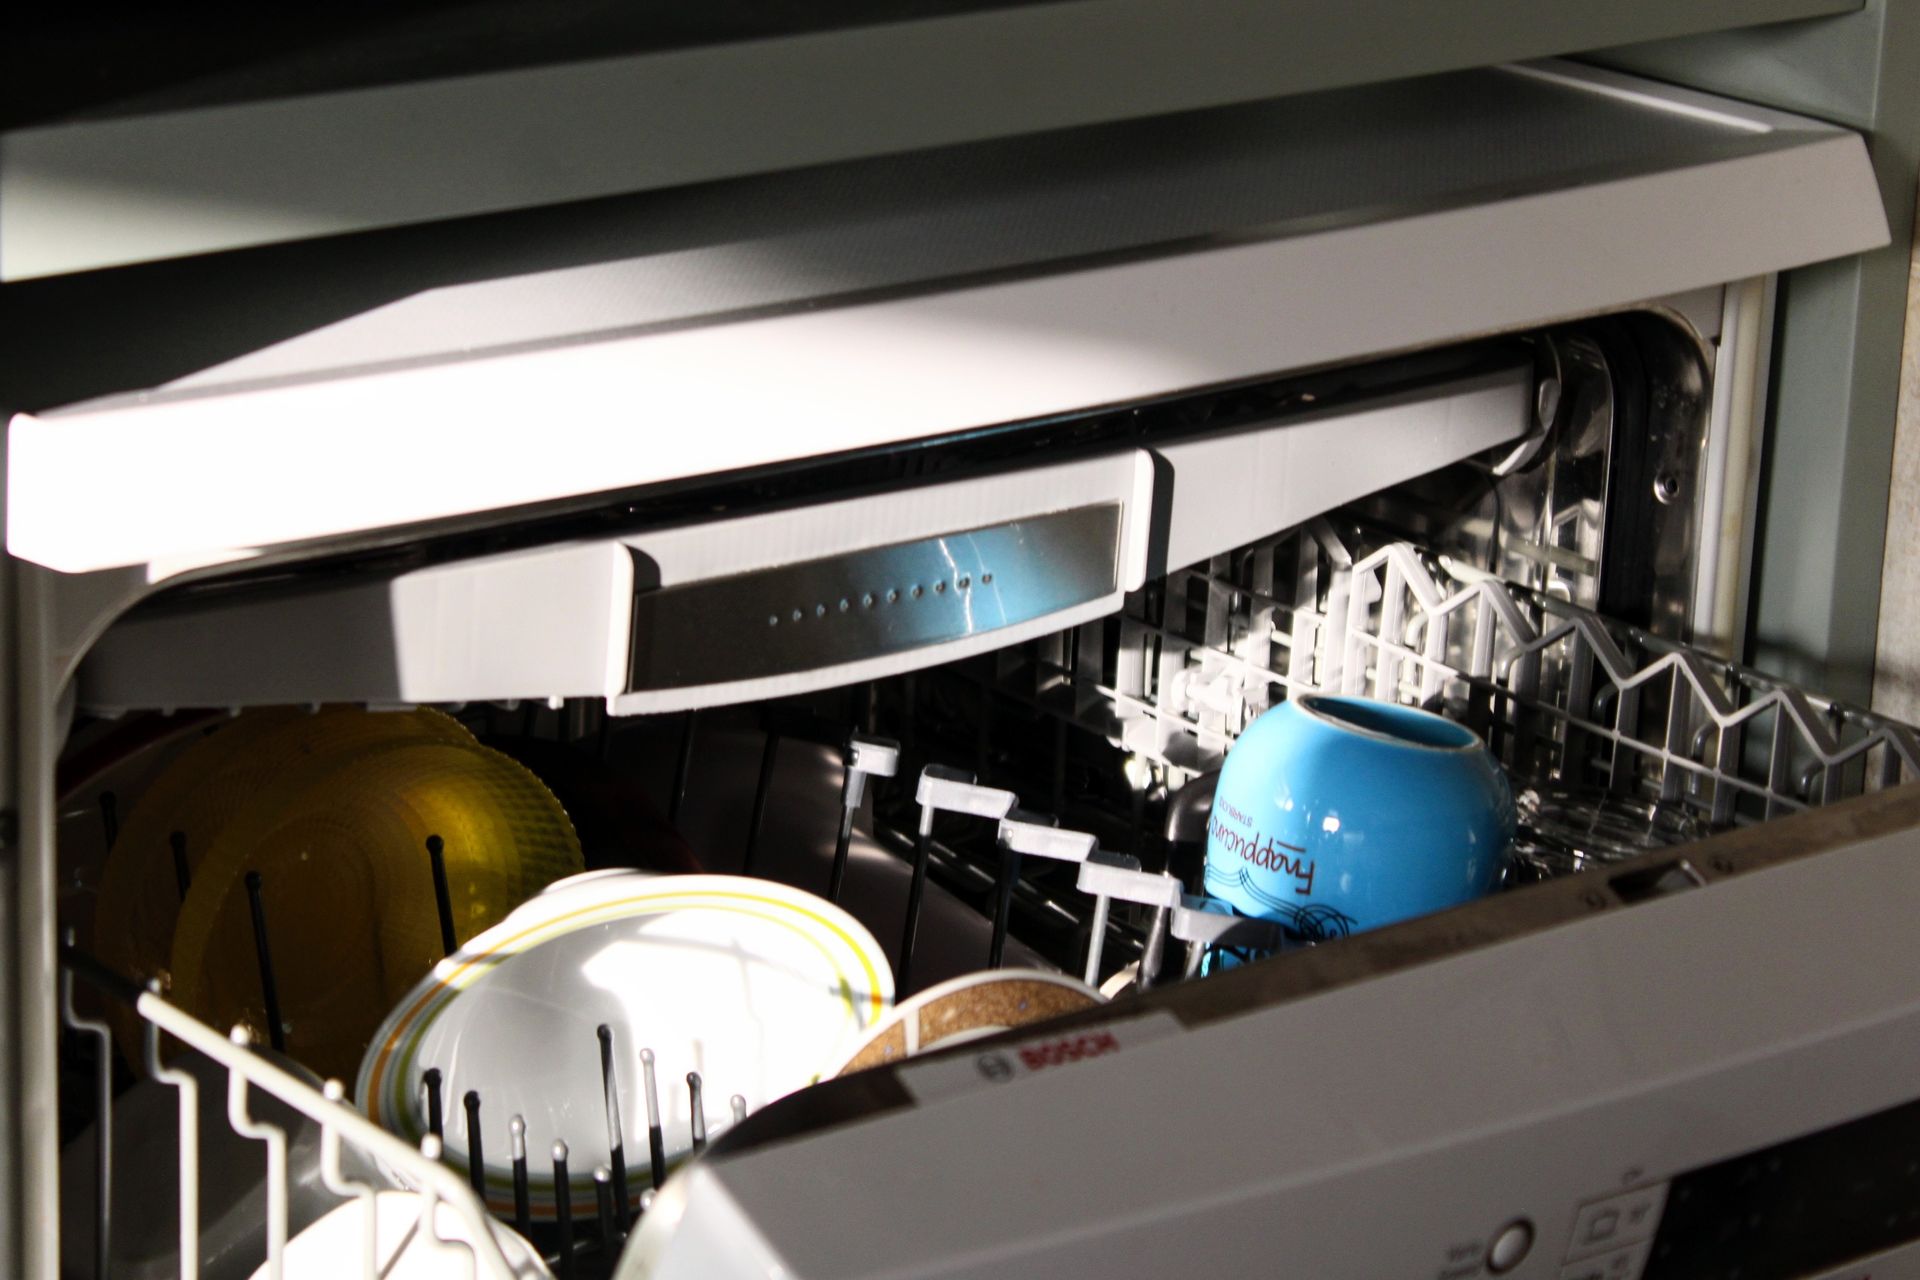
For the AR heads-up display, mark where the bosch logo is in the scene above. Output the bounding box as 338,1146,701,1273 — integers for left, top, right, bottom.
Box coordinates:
1017,1030,1119,1071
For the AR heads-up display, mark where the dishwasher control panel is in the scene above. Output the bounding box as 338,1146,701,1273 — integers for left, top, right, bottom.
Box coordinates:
1563,1184,1667,1279
1637,1094,1920,1280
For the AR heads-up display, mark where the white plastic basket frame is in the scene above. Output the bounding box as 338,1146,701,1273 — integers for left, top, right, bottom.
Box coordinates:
1077,533,1920,824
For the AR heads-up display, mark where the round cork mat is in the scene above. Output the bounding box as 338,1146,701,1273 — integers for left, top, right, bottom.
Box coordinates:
835,968,1103,1076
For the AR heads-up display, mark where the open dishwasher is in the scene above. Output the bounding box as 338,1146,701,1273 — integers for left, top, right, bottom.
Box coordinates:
3,26,1916,1280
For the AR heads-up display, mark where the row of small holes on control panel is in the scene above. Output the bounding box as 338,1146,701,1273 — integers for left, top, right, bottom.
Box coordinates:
767,571,994,627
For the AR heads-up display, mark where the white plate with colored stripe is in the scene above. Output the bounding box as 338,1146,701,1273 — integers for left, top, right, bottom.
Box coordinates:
354,873,893,1219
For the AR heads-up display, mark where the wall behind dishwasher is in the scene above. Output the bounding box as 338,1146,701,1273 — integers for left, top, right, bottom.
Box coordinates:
1598,0,1920,706
1872,183,1920,722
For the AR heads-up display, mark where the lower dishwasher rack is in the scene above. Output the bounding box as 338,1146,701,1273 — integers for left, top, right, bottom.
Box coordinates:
55,529,1920,1280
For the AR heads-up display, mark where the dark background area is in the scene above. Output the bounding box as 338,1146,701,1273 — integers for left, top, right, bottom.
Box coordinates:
2,0,1037,128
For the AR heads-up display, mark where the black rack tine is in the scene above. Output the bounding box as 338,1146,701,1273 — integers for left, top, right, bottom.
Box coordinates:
593,1166,618,1252
897,816,935,993
242,871,286,1052
992,809,1071,969
99,791,119,850
988,841,1022,969
60,928,112,1280
741,731,780,875
423,1068,444,1142
597,1025,632,1230
552,1140,576,1280
899,765,1010,992
640,1049,666,1189
829,735,899,903
509,1115,531,1238
169,831,191,902
828,807,857,905
687,1073,706,1152
463,1091,486,1201
829,757,858,905
1051,719,1068,814
668,711,698,826
974,683,993,778
425,835,457,956
56,940,141,1006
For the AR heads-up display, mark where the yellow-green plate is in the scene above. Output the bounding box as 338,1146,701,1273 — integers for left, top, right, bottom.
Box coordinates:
170,739,581,1082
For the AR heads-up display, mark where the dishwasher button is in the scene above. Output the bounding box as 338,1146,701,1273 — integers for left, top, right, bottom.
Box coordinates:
1487,1219,1533,1272
1567,1184,1668,1259
1558,1240,1651,1280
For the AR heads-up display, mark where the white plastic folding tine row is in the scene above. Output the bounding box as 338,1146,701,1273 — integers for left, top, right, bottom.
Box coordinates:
899,765,1017,989
1073,857,1182,988
899,761,1192,988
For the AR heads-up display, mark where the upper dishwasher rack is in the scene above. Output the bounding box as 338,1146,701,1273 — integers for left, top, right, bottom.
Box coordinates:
72,358,1536,716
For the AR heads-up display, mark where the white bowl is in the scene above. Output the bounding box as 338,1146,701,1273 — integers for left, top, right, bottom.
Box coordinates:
250,1190,549,1280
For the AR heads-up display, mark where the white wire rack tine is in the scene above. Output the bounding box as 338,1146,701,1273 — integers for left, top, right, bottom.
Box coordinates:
1777,685,1845,763
729,1094,748,1125
640,1046,667,1190
1669,648,1741,724
319,1080,380,1280
1419,577,1449,704
1469,590,1496,679
598,1026,627,1163
143,980,199,1280
1565,613,1637,691
1661,663,1694,803
1376,558,1402,699
317,1082,369,1197
133,992,516,1280
1317,540,1352,692
358,1167,381,1280
640,1047,661,1127
1888,723,1920,784
1137,902,1172,991
412,1180,462,1278
1083,892,1113,986
415,1162,483,1280
1766,702,1795,821
61,934,114,1280
1341,566,1376,696
508,1114,531,1239
226,1026,289,1280
1711,690,1745,826
687,1072,707,1149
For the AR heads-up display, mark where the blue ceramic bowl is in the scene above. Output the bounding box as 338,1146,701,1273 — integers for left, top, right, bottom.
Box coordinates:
1203,694,1513,941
